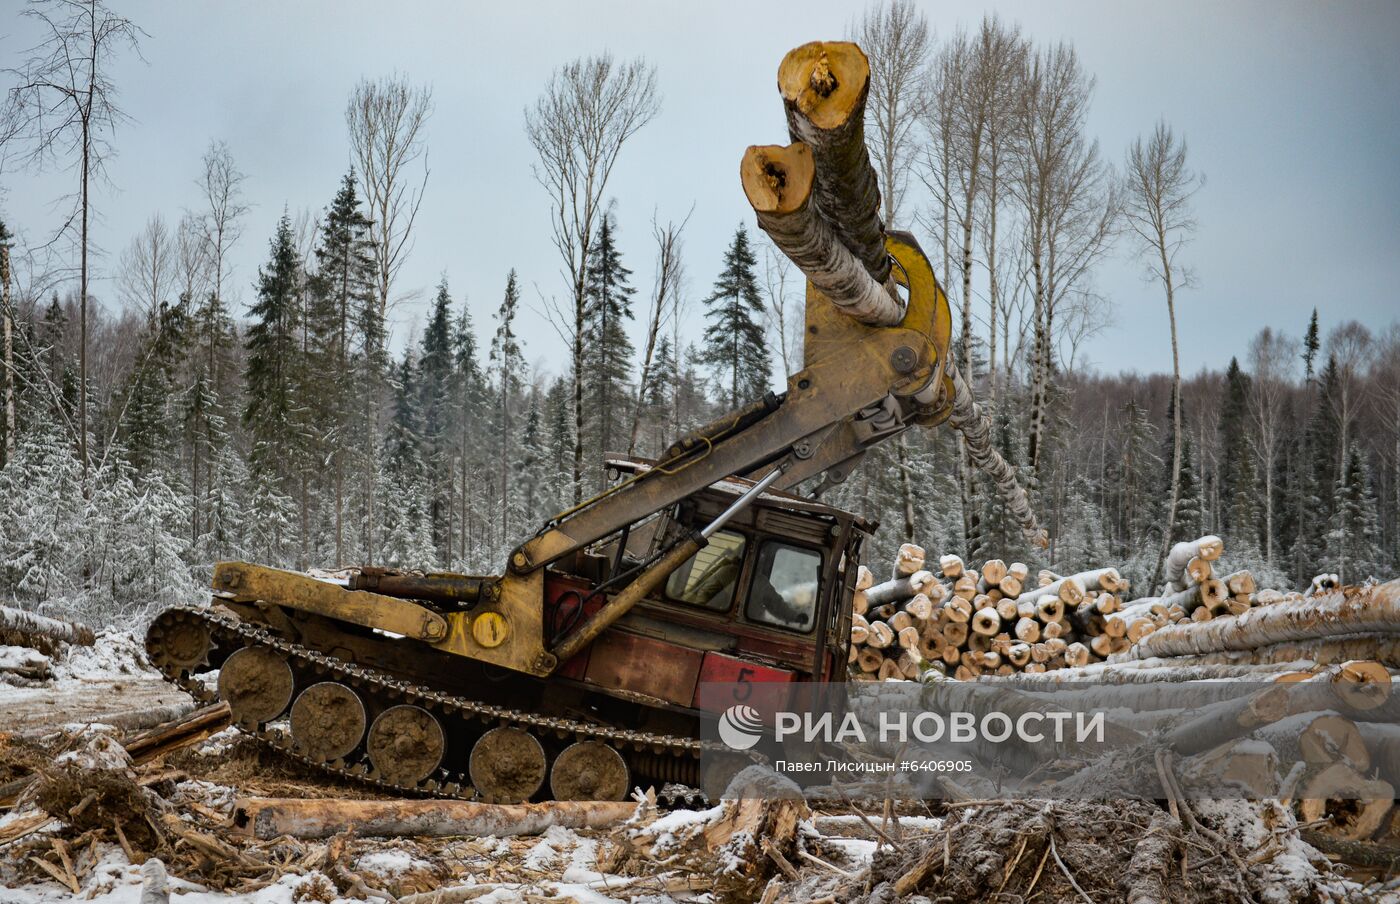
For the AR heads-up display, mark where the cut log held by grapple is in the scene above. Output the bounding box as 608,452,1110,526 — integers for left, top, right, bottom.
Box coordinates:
0,604,95,646
775,41,890,288
740,143,902,326
232,797,638,840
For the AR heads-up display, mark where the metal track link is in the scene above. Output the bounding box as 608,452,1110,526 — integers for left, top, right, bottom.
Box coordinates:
146,605,714,803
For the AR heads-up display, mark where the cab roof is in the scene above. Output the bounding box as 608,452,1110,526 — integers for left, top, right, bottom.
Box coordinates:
605,455,875,533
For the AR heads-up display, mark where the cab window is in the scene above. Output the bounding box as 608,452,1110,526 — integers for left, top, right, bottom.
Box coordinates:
665,530,745,611
746,541,821,632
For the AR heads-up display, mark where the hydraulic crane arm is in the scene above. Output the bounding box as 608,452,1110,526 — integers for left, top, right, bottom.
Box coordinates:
507,229,952,578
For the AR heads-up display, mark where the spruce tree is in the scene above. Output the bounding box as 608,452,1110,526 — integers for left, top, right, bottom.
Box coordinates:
544,377,574,514
244,213,304,489
700,226,772,408
490,270,524,545
1217,357,1259,543
120,299,189,473
636,335,677,456
1303,308,1320,381
1294,355,1342,581
308,171,377,563
1326,445,1383,581
420,278,455,447
582,214,635,474
518,399,548,528
380,351,436,568
311,172,377,367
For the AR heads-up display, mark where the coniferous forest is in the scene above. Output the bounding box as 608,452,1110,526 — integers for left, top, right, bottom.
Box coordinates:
1,0,1396,630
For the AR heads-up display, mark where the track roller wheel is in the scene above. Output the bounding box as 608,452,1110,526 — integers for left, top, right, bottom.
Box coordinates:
289,682,366,762
469,727,546,803
367,705,445,786
217,646,294,725
147,617,211,671
549,740,629,801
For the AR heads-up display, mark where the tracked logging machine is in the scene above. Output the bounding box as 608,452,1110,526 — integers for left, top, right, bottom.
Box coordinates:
146,41,1044,803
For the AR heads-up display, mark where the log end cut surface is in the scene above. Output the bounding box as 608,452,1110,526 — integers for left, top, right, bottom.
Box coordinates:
776,41,869,130
740,143,814,215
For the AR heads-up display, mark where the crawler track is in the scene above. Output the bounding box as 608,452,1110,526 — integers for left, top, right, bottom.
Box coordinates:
146,606,713,803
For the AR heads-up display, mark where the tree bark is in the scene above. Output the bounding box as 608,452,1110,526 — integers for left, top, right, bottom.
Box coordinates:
1,243,12,466
740,144,902,326
1118,580,1400,660
233,797,637,841
776,42,889,285
0,605,95,645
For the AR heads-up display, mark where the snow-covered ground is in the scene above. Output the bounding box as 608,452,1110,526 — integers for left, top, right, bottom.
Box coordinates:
0,628,188,736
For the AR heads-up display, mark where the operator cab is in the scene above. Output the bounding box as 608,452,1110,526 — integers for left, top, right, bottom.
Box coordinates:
548,457,872,713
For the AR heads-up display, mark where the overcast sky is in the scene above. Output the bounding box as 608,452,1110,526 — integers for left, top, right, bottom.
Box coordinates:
2,0,1398,383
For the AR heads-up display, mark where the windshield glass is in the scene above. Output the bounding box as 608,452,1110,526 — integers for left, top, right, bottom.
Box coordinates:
664,530,745,611
746,541,821,632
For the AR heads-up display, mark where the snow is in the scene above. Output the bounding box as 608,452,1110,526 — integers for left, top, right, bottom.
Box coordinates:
0,845,326,904
821,836,878,865
0,645,50,672
50,628,156,681
191,726,242,758
633,802,725,853
354,849,432,876
522,824,596,872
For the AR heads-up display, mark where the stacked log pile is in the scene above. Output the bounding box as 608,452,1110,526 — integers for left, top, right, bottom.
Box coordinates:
848,544,1136,680
846,534,1322,682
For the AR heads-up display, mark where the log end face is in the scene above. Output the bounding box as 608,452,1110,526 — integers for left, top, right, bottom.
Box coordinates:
740,143,814,215
777,41,869,130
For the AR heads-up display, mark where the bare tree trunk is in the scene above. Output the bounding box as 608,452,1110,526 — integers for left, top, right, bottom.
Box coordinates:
572,288,584,502
79,129,89,486
896,435,916,540
1159,262,1183,591
1,243,13,466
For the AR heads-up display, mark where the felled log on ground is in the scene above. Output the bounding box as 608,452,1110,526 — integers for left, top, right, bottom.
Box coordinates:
0,645,52,680
1291,763,1394,841
1117,579,1400,661
0,604,95,646
1255,711,1370,773
1164,684,1289,757
864,570,936,606
1176,738,1280,798
123,701,231,766
1126,579,1227,618
233,797,639,840
1097,636,1400,672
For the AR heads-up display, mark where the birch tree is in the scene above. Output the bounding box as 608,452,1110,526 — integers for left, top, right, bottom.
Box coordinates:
923,17,1023,384
346,75,432,320
628,210,688,456
1123,121,1200,588
194,140,247,390
117,214,173,317
2,0,143,483
1247,326,1295,565
854,0,930,228
1325,320,1373,477
525,54,659,502
857,0,935,542
1013,42,1115,475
